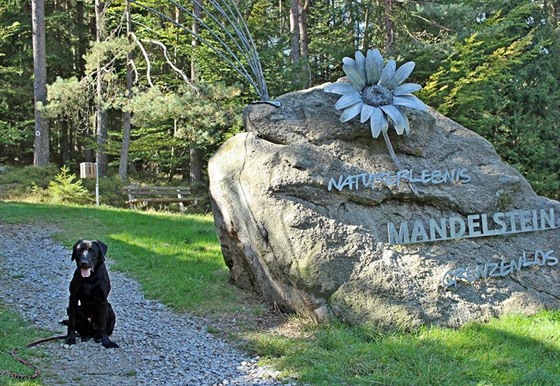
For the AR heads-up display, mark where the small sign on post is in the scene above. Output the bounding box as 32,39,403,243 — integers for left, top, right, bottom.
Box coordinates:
80,162,96,179
79,162,100,206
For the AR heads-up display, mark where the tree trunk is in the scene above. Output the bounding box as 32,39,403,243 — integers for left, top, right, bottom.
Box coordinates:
189,1,203,183
362,4,371,50
289,0,301,64
298,0,310,87
191,1,201,81
119,1,133,182
95,0,108,176
76,0,86,74
298,1,309,58
84,126,95,162
545,0,558,26
189,147,203,183
75,0,86,161
383,0,395,55
32,0,49,166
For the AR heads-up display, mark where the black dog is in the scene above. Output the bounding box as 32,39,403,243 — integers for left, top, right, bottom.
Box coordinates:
64,240,119,348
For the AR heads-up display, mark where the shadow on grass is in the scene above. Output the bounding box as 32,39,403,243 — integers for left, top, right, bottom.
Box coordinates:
0,201,239,314
250,311,560,386
4,202,559,385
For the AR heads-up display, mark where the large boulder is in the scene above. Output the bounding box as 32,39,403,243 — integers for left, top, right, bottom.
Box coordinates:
208,84,560,328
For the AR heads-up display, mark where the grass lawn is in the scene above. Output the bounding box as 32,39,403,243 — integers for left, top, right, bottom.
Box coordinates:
250,312,560,385
0,303,46,386
0,201,559,385
0,201,238,315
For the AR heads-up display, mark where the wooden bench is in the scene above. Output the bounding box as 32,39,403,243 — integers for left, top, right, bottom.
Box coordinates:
123,185,205,212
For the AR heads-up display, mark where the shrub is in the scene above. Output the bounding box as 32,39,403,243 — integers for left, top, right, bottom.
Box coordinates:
81,175,126,207
0,164,58,191
47,166,92,204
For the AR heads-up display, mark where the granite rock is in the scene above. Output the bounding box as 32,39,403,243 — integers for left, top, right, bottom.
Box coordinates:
209,83,560,328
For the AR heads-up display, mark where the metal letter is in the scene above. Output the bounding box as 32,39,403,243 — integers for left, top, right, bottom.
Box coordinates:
388,221,410,244
449,216,466,239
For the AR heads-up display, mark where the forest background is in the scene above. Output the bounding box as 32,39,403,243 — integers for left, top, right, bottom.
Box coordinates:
0,0,558,200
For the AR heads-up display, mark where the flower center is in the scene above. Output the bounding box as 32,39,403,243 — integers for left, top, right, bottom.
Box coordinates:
362,85,393,107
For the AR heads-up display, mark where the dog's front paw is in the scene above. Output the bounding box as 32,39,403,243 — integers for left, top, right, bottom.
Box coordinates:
102,340,119,349
103,341,119,348
65,336,77,346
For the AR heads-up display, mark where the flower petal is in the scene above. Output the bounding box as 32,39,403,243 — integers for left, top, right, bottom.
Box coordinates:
393,83,422,95
380,105,408,135
393,95,428,112
335,92,362,109
343,63,366,90
360,103,374,123
386,61,415,89
366,49,384,85
401,111,411,134
339,102,363,122
355,51,367,84
378,60,396,86
370,107,387,138
342,57,355,67
325,82,361,95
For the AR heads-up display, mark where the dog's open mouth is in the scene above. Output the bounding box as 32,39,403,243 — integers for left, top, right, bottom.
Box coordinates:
81,267,93,278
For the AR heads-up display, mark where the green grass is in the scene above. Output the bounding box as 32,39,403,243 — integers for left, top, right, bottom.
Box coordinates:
250,312,560,385
0,303,45,386
1,201,559,385
0,201,238,314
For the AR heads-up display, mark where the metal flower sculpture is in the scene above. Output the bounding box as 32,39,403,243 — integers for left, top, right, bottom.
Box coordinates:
325,49,428,194
325,49,427,137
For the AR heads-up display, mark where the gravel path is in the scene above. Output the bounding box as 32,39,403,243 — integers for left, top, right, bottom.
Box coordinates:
0,222,288,386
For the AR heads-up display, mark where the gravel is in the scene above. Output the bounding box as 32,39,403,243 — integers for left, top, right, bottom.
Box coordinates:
0,222,290,386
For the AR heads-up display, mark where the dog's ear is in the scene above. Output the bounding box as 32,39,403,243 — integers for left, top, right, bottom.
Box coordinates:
93,240,108,260
71,240,83,261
